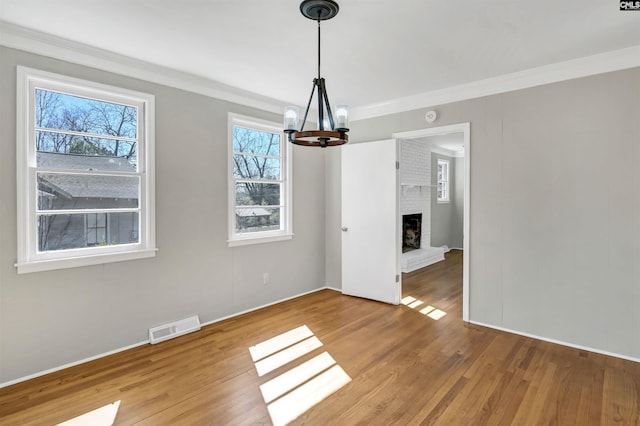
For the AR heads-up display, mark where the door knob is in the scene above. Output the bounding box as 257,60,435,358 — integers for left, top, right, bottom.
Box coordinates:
341,227,348,232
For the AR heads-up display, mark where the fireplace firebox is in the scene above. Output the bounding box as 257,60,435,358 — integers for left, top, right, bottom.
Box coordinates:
402,213,422,253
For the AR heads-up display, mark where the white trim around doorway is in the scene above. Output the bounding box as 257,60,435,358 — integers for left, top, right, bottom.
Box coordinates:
393,123,471,322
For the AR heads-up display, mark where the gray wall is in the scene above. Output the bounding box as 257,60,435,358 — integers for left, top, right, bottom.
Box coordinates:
430,153,452,248
430,153,464,250
0,47,327,384
326,67,640,359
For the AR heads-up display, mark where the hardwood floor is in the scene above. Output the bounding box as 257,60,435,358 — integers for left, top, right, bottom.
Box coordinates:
2,249,640,425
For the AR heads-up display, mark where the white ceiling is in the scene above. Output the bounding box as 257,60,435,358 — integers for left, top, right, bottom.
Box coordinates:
400,134,465,157
2,0,640,116
426,134,465,156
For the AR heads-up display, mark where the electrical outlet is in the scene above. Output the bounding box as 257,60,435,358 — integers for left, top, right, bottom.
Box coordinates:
263,272,270,285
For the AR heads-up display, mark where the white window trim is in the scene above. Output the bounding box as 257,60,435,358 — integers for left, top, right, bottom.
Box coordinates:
437,158,450,204
15,66,156,273
227,113,292,247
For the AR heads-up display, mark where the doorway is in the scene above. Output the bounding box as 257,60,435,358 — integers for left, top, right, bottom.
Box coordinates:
393,123,470,321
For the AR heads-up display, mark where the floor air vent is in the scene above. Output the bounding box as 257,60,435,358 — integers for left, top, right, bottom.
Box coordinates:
149,315,201,344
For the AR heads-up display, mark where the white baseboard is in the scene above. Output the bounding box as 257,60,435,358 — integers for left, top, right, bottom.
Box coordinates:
470,320,640,364
0,340,148,389
7,287,635,389
0,286,335,389
199,286,335,328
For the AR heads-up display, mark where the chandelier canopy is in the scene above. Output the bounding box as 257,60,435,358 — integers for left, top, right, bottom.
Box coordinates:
284,0,348,148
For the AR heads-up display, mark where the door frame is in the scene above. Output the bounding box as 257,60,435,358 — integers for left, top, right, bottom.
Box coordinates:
393,123,471,321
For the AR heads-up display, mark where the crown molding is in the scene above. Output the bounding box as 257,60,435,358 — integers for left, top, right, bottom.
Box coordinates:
431,146,464,158
0,21,285,115
3,21,639,122
350,44,640,121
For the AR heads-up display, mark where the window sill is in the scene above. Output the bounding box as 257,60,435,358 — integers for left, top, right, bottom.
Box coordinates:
437,200,450,204
15,248,157,274
228,233,293,247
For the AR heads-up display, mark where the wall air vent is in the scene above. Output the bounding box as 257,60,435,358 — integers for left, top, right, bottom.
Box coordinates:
149,315,201,344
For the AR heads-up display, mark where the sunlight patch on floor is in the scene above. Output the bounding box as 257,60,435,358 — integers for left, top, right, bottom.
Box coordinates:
267,365,351,426
401,296,417,305
56,400,121,426
260,352,337,403
427,309,447,320
408,300,424,309
254,336,323,377
249,325,314,362
419,305,435,315
403,295,447,320
250,326,351,426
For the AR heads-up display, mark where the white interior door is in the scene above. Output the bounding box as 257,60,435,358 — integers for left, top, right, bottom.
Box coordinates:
341,139,400,304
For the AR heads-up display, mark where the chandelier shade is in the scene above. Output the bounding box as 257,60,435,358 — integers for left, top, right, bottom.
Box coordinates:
284,0,349,148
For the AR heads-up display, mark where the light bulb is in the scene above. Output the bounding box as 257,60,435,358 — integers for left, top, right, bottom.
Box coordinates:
335,105,349,129
283,106,299,131
318,116,330,130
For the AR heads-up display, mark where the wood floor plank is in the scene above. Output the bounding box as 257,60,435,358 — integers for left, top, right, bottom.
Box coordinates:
1,250,640,425
601,357,640,424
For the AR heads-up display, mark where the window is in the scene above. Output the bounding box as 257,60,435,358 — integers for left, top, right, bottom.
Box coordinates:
86,213,107,246
437,159,450,203
16,67,156,273
228,114,292,246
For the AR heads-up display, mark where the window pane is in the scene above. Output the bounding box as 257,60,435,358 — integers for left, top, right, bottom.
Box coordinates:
235,207,281,233
37,212,139,252
38,173,139,210
235,182,281,206
86,213,106,246
36,132,138,169
35,89,137,138
233,127,280,156
96,213,107,227
233,155,280,180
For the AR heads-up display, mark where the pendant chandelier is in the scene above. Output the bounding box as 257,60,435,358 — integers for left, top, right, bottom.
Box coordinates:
284,0,349,148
